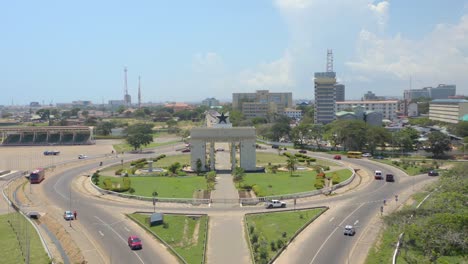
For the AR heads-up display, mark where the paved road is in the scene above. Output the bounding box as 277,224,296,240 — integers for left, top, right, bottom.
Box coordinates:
31,143,438,264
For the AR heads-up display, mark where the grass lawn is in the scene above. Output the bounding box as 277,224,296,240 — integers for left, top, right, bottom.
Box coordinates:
113,139,179,153
0,213,50,264
245,208,325,263
365,224,402,264
256,153,287,166
155,154,191,168
98,175,207,198
242,169,352,196
130,213,208,264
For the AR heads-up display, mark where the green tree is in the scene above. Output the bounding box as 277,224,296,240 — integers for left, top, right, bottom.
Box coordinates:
126,133,153,151
232,167,245,187
96,121,115,136
426,131,451,157
168,162,181,174
286,155,297,176
291,123,311,147
366,126,390,154
454,121,468,137
196,158,203,175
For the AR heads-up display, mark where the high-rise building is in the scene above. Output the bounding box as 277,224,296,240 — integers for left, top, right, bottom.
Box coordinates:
429,84,456,99
314,72,336,124
335,84,345,102
404,84,456,101
232,90,293,119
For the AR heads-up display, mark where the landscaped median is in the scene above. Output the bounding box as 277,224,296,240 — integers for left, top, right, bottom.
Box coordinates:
128,213,209,264
245,207,328,264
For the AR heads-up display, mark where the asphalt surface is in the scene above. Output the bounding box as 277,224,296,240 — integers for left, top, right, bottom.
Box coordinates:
37,144,438,264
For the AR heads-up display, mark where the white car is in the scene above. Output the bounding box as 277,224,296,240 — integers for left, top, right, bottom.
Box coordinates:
362,153,372,157
63,211,74,220
78,154,88,159
344,225,356,236
265,200,286,209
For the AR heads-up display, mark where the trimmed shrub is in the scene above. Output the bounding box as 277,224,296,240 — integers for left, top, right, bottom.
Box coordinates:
115,168,124,176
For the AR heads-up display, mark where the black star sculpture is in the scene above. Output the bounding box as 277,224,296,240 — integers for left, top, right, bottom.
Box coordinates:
217,112,228,124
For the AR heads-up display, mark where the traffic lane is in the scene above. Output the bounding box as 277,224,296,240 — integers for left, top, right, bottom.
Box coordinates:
274,203,366,264
308,202,375,264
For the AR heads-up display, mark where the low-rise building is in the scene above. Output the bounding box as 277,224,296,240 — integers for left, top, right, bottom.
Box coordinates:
336,100,398,120
283,108,302,120
429,99,468,124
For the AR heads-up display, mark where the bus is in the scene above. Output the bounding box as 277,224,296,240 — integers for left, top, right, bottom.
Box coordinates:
347,151,362,158
30,168,45,184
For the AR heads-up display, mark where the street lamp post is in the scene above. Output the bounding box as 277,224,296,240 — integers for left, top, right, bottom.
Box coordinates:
69,185,72,228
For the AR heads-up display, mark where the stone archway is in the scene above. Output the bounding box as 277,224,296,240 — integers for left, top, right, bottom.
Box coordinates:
190,127,256,171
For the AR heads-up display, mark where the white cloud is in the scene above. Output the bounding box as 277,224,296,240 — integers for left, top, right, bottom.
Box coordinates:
274,0,313,10
192,52,224,73
347,15,468,89
368,1,389,31
239,51,295,88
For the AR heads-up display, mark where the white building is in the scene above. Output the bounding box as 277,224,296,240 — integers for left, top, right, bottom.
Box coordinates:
336,100,398,120
429,99,468,124
283,108,302,119
201,98,220,108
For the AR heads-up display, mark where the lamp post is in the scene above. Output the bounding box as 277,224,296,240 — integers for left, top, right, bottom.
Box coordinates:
69,185,72,228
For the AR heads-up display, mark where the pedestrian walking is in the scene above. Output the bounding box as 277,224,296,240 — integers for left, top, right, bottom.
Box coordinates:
73,210,77,220
395,194,398,202
383,199,387,206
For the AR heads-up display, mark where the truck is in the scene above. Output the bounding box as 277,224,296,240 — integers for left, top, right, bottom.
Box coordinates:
30,168,45,184
265,200,286,209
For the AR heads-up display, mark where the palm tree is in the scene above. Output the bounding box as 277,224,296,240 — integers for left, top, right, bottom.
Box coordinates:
286,156,297,176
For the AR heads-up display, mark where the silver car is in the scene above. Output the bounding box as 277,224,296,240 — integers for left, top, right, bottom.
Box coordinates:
344,225,356,236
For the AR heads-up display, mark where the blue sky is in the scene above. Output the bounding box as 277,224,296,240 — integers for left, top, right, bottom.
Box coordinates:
2,0,468,105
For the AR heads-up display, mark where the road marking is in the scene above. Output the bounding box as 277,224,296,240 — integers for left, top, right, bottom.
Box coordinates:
329,217,335,222
354,220,359,225
309,203,365,264
124,227,130,232
99,231,104,236
94,216,145,264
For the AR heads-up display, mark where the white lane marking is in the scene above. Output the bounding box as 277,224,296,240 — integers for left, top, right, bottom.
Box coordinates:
53,174,69,200
94,216,145,264
124,227,130,232
99,231,104,236
309,203,365,264
329,217,335,222
354,220,359,225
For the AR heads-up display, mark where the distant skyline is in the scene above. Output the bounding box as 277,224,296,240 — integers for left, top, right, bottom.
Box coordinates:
2,1,468,105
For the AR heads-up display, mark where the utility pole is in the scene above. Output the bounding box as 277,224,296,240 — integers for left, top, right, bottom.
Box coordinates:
69,185,72,228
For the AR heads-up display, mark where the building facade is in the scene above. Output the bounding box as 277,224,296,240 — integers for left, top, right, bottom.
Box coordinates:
283,108,303,120
404,84,456,101
336,100,398,120
429,99,468,124
314,72,336,124
201,98,220,108
232,90,293,119
335,84,345,102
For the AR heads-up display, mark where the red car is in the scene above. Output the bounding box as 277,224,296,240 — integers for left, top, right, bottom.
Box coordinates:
334,155,341,160
128,236,142,250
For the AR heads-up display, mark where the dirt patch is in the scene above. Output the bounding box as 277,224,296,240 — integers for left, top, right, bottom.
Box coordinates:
238,190,254,199
39,214,85,264
191,220,200,244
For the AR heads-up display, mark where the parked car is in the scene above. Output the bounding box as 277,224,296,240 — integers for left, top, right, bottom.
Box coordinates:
344,225,356,236
362,153,372,157
334,155,342,160
63,211,74,220
298,150,307,154
128,236,142,250
272,145,279,149
374,155,384,159
265,200,286,209
385,174,395,182
216,148,224,152
428,170,439,176
78,154,87,159
181,148,190,153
